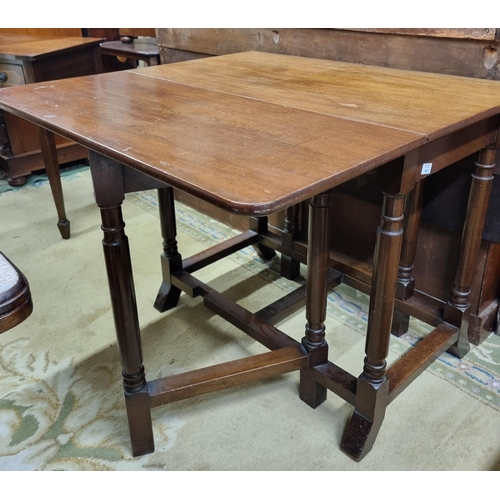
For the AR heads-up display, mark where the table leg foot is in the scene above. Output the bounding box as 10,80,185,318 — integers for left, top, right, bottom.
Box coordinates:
280,254,301,280
125,389,155,457
249,217,276,260
253,243,276,260
154,281,182,312
391,308,410,337
445,316,471,358
299,368,327,408
57,219,71,240
7,175,28,187
340,376,389,462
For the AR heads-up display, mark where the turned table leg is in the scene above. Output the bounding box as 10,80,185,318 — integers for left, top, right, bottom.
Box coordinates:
392,180,424,336
444,146,497,358
341,191,405,461
299,191,331,408
38,128,70,239
154,186,183,312
89,151,154,456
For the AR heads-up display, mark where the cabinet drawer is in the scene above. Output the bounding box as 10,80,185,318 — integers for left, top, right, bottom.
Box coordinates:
0,62,25,88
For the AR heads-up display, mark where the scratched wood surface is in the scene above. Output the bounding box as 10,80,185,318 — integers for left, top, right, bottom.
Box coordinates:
1,52,500,214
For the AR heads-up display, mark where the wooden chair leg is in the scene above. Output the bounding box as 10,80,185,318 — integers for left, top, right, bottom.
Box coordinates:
154,186,183,312
299,191,331,408
444,146,497,358
341,192,405,461
38,128,70,239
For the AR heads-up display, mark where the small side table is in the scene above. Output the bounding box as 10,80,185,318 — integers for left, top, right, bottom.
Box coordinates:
0,34,104,239
100,38,160,67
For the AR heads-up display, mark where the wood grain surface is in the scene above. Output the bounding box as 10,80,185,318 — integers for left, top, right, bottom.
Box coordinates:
138,51,500,139
0,35,102,60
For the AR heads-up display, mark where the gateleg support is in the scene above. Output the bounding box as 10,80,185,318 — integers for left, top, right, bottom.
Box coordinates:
342,186,406,461
154,186,183,312
298,191,331,408
444,144,497,358
249,216,277,260
392,180,424,337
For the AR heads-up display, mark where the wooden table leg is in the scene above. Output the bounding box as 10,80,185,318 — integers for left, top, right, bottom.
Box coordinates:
444,145,497,358
38,128,70,239
281,204,301,280
341,191,405,461
89,151,154,456
154,186,183,312
392,180,424,336
250,216,276,260
299,191,331,408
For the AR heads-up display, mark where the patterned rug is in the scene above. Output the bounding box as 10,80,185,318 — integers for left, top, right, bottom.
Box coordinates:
1,166,499,471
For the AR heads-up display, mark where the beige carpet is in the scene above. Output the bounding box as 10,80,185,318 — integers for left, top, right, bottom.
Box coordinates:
1,166,499,471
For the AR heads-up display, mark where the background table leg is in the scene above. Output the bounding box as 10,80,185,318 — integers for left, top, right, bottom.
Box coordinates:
38,128,70,239
444,146,497,358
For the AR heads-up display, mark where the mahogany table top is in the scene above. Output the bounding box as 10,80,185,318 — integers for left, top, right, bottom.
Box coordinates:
0,51,500,214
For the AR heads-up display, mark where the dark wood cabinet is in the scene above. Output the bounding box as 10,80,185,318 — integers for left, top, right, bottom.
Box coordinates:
0,34,103,185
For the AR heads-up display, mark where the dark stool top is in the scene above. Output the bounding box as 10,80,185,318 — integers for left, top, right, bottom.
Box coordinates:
0,252,32,334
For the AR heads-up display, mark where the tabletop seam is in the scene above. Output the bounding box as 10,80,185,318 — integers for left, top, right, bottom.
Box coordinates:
127,71,429,141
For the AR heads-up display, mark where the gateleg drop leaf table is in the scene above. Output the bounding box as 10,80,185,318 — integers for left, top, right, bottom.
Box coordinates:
1,52,499,461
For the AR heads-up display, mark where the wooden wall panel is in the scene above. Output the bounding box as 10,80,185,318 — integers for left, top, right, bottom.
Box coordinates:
119,28,156,38
343,28,499,40
157,28,500,80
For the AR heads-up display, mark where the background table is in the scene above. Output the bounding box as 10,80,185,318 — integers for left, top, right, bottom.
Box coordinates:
0,34,103,185
100,38,160,67
0,34,103,239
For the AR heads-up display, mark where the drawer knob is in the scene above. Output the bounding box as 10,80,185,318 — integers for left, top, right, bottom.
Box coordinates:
0,72,7,83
